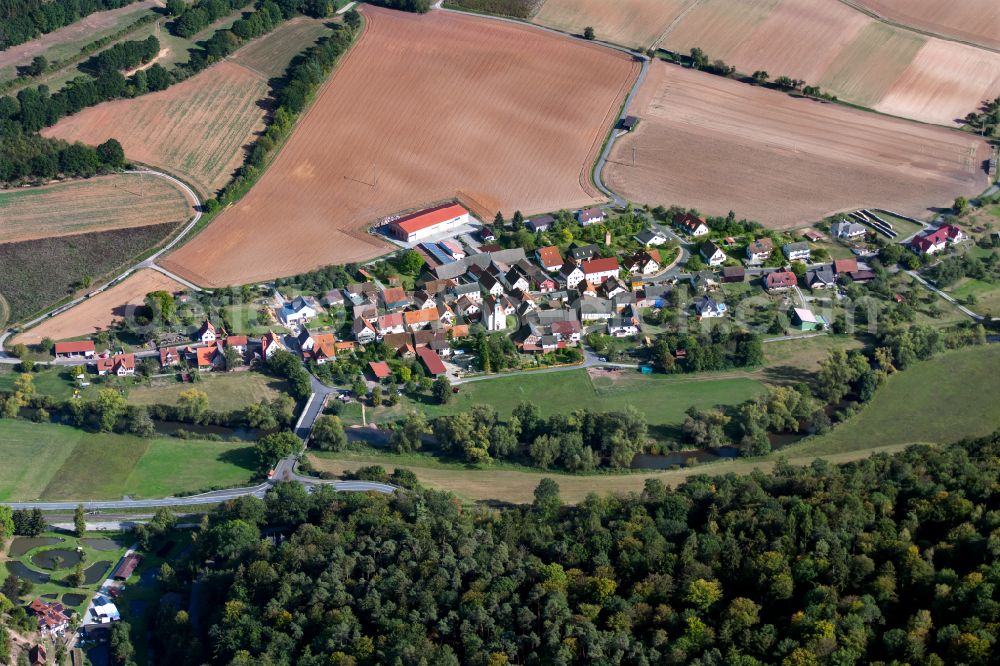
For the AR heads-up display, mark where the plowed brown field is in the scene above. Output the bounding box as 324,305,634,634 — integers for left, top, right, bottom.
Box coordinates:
161,5,639,287
0,173,191,244
604,62,990,228
41,17,329,197
12,269,184,345
854,0,1000,51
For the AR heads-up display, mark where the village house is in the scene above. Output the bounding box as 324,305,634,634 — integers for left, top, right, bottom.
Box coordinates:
559,261,585,289
700,240,727,266
579,297,615,322
380,286,410,311
693,296,726,319
551,320,582,342
345,282,377,306
260,330,285,359
535,245,564,272
806,266,836,290
196,320,217,344
527,214,555,232
690,271,720,292
479,271,506,297
449,282,482,303
437,303,456,326
439,239,465,260
623,250,661,275
831,220,867,240
303,333,336,364
279,295,320,326
322,289,345,307
403,308,440,332
159,346,180,368
94,353,135,376
582,257,620,284
29,598,71,635
225,335,248,354
569,243,601,263
637,283,672,309
576,207,605,226
910,224,966,255
608,316,639,337
600,276,628,299
746,238,773,263
634,229,667,246
194,345,224,371
352,318,378,344
376,312,406,336
783,241,811,262
504,266,530,293
674,212,709,237
456,296,481,318
765,270,798,292
54,340,95,358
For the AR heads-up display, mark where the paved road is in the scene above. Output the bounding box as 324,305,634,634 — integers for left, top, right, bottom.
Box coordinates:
0,169,204,358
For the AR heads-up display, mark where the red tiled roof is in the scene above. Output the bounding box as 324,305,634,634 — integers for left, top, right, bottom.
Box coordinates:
833,258,858,274
369,361,391,379
674,212,706,231
54,340,94,354
765,271,797,289
95,353,135,373
226,335,248,347
536,246,563,267
583,257,620,274
416,347,447,376
450,324,470,338
403,309,439,326
392,203,468,234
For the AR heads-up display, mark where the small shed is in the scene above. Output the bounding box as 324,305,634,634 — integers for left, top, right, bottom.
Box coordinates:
792,308,828,331
113,554,141,581
368,361,391,381
621,115,639,131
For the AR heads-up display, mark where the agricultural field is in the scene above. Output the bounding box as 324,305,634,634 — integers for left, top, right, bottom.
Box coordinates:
11,268,184,345
657,0,1000,126
0,225,179,326
532,0,686,50
537,0,1000,126
0,173,192,244
161,5,640,286
854,0,1000,51
42,17,331,198
125,372,291,412
0,419,257,501
0,0,161,84
603,62,991,228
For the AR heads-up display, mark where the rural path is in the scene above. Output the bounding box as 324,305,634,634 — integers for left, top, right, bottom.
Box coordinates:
0,169,203,357
905,269,988,321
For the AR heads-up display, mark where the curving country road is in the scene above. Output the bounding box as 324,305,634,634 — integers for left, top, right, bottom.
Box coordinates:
0,168,204,357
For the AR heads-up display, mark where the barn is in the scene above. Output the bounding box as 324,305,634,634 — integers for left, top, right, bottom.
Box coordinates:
390,203,470,243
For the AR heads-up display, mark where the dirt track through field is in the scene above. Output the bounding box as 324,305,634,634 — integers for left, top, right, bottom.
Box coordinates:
12,269,184,345
853,0,1000,51
161,5,639,286
0,174,191,243
604,62,990,228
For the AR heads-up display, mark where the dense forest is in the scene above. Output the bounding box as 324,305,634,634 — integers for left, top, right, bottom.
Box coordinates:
0,0,140,49
131,429,1000,665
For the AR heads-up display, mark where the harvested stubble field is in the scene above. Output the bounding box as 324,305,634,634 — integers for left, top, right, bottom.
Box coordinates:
604,62,990,228
0,173,191,243
532,0,687,50
854,0,1000,51
41,18,330,197
11,268,184,345
0,225,179,327
536,0,1000,126
162,6,639,286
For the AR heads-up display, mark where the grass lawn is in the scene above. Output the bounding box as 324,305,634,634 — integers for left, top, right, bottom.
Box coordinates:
125,371,290,412
0,420,257,501
761,335,866,383
947,277,1000,315
222,303,286,336
874,211,926,239
0,366,78,400
348,368,765,440
1,531,129,616
791,345,1000,456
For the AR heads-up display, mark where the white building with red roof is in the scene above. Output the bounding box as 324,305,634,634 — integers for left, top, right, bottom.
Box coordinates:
54,340,95,358
389,203,470,243
582,257,620,284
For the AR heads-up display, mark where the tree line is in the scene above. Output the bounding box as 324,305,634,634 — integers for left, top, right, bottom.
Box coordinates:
136,428,1000,664
82,34,159,74
0,0,141,49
